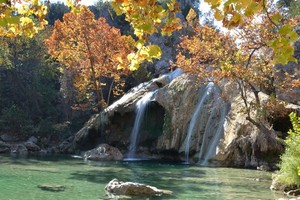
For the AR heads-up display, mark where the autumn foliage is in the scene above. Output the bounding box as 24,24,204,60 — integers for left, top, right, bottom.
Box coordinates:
45,6,134,110
0,0,48,37
112,0,182,70
204,0,299,65
176,11,299,121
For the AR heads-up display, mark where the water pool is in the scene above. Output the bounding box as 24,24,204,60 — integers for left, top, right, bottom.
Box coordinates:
0,155,284,200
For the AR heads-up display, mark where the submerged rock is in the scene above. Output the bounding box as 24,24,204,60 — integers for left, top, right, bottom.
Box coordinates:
105,178,172,197
38,184,65,192
83,144,123,161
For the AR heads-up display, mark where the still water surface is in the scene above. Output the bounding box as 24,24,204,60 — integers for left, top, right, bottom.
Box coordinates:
0,155,285,200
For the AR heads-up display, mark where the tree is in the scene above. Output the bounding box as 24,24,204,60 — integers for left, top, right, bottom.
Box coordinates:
278,0,300,17
176,10,299,131
45,2,70,26
0,0,48,37
204,0,299,65
0,27,62,137
45,6,134,110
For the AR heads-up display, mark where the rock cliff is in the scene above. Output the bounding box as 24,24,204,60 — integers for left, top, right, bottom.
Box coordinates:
60,71,300,168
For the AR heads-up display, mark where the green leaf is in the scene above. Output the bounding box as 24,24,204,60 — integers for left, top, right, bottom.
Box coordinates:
289,31,299,42
0,18,7,27
271,13,282,25
279,24,292,36
6,16,21,24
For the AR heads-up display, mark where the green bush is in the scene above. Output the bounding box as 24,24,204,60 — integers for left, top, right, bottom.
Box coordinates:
276,112,300,186
0,105,34,137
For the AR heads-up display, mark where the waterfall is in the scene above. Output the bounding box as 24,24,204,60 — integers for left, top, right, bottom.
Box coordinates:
198,97,228,165
184,82,215,163
126,91,157,159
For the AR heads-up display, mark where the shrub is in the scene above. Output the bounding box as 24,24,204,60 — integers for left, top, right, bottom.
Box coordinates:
276,112,300,186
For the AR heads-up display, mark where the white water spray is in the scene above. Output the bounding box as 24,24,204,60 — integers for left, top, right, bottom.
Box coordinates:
184,82,215,163
198,97,228,165
127,91,157,159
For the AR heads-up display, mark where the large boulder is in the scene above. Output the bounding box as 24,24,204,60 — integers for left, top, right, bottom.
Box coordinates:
83,144,123,161
214,85,299,169
27,136,38,144
10,144,28,155
24,141,40,152
105,178,172,197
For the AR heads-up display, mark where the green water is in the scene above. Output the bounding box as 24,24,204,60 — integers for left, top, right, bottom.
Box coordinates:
0,155,284,200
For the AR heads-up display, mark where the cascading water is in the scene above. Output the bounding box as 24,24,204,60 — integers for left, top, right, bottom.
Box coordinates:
198,96,228,165
184,82,215,163
126,91,157,159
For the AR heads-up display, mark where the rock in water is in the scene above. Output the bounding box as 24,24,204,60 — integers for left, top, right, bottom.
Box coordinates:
83,144,123,161
105,178,172,197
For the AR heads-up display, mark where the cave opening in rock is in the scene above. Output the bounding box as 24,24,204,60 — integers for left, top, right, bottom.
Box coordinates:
272,116,293,139
138,102,165,150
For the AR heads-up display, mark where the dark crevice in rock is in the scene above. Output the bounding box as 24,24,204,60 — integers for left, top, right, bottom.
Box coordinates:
105,102,165,155
272,116,292,138
157,150,182,162
138,102,165,148
107,112,135,151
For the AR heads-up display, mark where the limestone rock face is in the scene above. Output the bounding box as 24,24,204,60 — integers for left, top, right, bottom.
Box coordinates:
83,144,123,161
155,74,198,151
60,71,300,168
214,87,298,169
105,178,172,197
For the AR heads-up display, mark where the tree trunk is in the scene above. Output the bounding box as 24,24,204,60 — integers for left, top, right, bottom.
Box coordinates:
83,32,104,110
107,78,114,106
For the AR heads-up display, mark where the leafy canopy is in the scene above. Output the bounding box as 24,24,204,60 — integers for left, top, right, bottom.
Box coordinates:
0,0,48,37
204,0,299,65
111,0,182,70
176,10,300,122
45,6,134,110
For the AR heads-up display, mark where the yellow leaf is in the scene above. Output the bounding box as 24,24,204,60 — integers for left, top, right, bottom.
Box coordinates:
205,0,222,8
127,52,136,61
147,45,162,60
214,9,224,21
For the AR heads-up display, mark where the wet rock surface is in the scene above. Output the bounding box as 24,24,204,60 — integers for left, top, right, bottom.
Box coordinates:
105,178,172,197
83,144,123,161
